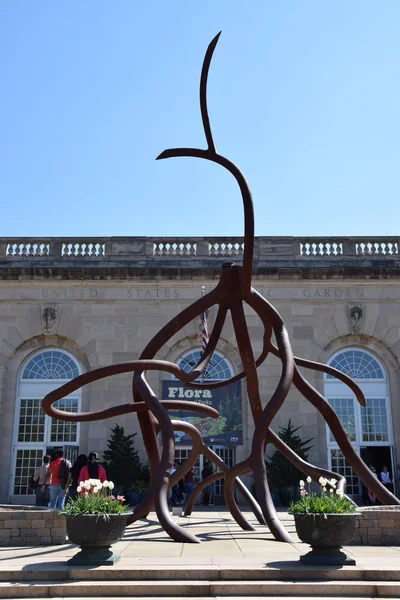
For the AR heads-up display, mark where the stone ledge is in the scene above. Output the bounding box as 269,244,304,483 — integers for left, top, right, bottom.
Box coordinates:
0,505,66,546
352,506,400,545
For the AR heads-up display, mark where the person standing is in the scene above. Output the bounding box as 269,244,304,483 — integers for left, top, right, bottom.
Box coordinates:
66,454,88,503
33,455,51,507
78,451,107,484
184,468,195,503
170,463,179,507
201,463,212,506
380,465,393,493
48,449,72,510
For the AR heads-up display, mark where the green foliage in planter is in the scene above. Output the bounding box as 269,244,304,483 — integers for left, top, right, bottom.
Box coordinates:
132,479,146,494
290,477,357,514
291,494,357,514
63,480,128,515
266,419,313,490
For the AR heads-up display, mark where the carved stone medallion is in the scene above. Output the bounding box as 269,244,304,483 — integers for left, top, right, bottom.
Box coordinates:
41,304,60,335
348,304,363,335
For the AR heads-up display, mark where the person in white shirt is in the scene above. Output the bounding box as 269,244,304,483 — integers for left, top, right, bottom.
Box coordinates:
33,455,51,506
380,465,393,494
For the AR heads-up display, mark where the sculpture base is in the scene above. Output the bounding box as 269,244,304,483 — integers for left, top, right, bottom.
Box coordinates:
300,548,355,566
68,548,120,566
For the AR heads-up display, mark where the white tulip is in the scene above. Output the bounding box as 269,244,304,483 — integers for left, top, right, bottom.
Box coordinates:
85,482,91,491
97,482,103,490
103,481,109,488
306,476,312,484
322,487,327,493
329,488,334,494
77,486,81,493
299,480,305,488
108,481,115,490
319,477,327,487
336,489,342,496
93,487,99,494
330,478,337,487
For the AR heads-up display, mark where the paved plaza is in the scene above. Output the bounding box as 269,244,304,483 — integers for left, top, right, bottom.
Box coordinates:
1,509,399,574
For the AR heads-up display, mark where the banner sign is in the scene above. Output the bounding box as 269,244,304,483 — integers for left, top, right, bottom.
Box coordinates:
161,380,242,446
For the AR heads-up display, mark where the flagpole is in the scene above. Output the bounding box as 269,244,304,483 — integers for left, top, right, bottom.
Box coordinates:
201,286,205,383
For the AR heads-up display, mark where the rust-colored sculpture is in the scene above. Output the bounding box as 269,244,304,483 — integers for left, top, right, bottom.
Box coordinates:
43,33,399,544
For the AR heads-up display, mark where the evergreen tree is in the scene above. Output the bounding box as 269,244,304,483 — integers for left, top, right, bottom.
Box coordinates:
102,424,142,493
266,419,313,490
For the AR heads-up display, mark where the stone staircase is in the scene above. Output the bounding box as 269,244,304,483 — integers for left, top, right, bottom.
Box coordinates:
0,565,399,598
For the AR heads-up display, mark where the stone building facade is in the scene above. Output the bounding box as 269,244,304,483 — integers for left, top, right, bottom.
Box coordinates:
0,236,399,504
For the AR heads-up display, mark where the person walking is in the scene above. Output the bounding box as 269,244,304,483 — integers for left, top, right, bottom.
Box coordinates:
78,451,107,484
48,449,72,510
66,454,88,503
33,455,51,507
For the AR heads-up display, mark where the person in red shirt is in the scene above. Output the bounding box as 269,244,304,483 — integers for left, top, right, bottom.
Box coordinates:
184,468,195,503
48,449,71,510
78,451,107,485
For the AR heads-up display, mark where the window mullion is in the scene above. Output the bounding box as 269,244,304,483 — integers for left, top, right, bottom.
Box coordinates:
355,396,362,445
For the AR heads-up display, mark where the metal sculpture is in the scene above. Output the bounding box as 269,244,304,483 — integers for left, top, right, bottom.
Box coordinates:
43,33,399,544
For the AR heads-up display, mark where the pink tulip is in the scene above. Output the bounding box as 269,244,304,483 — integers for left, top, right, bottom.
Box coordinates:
117,495,125,502
300,489,308,496
110,495,115,500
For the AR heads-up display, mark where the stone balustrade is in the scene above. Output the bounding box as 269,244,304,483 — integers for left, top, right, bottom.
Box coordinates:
1,236,399,262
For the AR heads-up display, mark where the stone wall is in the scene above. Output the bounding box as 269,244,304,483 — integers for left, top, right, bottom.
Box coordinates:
0,505,66,546
352,506,400,545
1,240,400,505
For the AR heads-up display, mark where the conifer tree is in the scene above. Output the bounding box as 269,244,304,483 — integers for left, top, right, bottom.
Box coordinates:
102,424,142,493
266,419,313,491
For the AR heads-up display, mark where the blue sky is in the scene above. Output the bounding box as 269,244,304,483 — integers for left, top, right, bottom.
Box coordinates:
1,1,399,237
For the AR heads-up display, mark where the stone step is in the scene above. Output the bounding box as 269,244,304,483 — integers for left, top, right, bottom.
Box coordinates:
0,580,400,598
1,566,399,582
14,598,400,600
0,567,364,582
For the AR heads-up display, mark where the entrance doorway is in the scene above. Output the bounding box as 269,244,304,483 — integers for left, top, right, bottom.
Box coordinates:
360,446,395,501
324,348,396,503
213,446,236,498
10,349,81,504
174,445,236,504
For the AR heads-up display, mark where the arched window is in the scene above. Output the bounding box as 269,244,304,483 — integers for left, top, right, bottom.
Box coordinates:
177,349,233,381
11,349,82,501
324,348,393,498
22,350,79,380
326,349,384,380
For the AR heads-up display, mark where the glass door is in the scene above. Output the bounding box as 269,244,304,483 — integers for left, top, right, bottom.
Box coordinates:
10,394,80,503
213,446,236,498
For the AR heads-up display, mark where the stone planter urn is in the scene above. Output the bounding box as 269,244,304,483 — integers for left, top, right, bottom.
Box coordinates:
294,513,359,566
66,514,129,565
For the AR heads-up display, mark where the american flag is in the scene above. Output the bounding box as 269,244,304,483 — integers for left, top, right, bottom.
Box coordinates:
201,310,211,363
